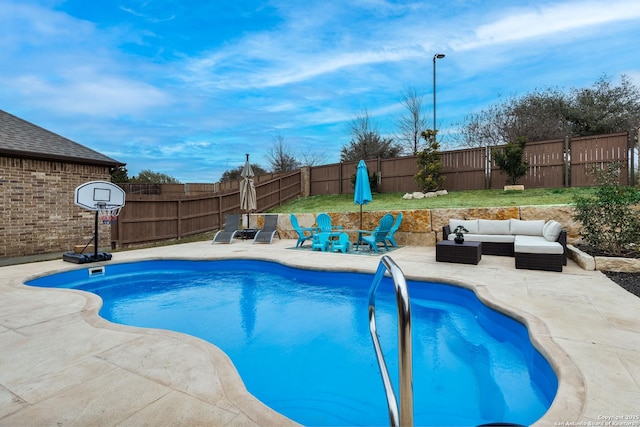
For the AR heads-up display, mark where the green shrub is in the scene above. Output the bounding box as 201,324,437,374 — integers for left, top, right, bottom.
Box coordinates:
493,137,529,185
414,130,445,192
573,162,640,255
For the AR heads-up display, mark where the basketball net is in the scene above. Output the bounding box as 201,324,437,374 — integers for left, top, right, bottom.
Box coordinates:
97,204,121,225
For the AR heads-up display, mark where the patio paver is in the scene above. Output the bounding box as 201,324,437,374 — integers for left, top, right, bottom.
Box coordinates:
1,239,639,426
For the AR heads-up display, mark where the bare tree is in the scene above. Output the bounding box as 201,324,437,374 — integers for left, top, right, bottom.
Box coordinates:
266,135,299,173
568,74,640,136
341,108,401,162
453,90,570,148
454,75,640,148
298,146,326,167
452,103,509,148
395,87,429,155
131,169,180,184
220,163,267,181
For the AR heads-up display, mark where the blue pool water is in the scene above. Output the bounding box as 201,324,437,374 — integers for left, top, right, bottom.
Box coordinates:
28,259,557,426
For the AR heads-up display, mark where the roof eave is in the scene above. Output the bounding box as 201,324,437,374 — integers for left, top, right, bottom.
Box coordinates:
0,148,125,168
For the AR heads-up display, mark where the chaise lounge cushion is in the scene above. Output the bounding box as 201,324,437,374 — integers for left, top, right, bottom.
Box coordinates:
514,235,564,254
509,219,545,236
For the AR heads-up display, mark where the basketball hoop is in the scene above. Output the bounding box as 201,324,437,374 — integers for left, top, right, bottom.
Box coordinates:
64,180,126,264
97,203,121,225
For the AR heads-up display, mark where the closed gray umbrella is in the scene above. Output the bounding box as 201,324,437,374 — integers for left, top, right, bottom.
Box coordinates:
240,153,257,229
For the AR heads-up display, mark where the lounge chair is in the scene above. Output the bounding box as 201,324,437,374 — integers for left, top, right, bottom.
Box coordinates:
212,214,241,244
311,232,331,252
385,212,403,247
360,213,394,253
316,213,342,233
291,214,315,248
254,214,281,244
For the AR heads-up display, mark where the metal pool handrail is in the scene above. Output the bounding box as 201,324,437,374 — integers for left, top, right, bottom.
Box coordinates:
368,255,413,427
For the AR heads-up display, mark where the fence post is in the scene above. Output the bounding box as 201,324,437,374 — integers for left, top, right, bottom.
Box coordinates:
485,146,491,189
377,157,382,193
630,129,638,186
301,166,311,196
218,195,223,231
116,204,125,248
636,127,640,186
564,135,570,187
177,200,182,239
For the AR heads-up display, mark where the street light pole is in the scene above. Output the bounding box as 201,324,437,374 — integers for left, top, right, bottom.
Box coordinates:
433,53,445,135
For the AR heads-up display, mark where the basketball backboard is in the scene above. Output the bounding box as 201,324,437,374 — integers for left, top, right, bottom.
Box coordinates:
74,181,126,211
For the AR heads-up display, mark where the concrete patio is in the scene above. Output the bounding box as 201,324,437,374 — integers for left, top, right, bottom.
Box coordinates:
1,238,639,426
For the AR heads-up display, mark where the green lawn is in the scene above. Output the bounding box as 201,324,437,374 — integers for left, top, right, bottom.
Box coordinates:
270,187,597,213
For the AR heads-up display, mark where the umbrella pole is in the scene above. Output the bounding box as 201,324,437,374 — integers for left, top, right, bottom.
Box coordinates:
359,205,363,248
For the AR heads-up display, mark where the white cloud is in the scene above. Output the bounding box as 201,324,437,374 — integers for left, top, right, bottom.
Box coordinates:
159,140,213,156
10,74,170,116
178,1,433,91
0,1,172,117
2,0,639,182
0,1,95,48
455,0,640,50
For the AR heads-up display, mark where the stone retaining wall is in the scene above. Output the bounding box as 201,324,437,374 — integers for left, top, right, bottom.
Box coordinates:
568,245,640,272
250,205,583,247
252,207,638,272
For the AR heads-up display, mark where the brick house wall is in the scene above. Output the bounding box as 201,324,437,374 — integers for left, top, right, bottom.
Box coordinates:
0,156,112,258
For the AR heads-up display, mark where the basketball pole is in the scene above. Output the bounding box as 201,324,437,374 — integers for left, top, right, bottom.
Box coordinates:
93,210,99,260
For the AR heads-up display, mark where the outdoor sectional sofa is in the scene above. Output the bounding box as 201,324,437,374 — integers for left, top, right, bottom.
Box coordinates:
442,219,567,272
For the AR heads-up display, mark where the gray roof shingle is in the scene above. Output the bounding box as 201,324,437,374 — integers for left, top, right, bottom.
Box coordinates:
0,109,124,167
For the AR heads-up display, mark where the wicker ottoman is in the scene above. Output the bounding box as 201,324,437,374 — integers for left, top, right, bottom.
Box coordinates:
436,240,482,265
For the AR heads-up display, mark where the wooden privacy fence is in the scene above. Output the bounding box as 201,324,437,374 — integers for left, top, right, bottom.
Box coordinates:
112,171,301,247
112,132,634,247
310,132,634,195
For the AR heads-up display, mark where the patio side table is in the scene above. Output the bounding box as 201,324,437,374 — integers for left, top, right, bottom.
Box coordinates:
436,240,482,265
237,229,258,240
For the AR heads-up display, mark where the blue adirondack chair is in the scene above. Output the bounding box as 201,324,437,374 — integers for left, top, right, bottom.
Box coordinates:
315,213,342,233
290,214,315,248
361,213,394,253
385,212,403,247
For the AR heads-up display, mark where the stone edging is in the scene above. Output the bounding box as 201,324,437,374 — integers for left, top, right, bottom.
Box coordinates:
567,244,640,272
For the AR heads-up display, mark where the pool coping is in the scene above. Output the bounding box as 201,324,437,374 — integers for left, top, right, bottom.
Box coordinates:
1,239,639,425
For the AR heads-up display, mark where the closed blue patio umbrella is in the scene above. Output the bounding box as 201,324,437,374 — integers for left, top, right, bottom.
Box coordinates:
354,159,373,232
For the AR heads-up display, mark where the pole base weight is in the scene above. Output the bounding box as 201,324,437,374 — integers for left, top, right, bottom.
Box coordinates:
62,252,113,264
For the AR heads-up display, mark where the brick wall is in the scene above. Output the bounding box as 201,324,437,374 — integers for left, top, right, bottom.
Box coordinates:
0,156,112,258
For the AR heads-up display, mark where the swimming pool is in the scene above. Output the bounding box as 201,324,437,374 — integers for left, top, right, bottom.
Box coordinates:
28,259,557,426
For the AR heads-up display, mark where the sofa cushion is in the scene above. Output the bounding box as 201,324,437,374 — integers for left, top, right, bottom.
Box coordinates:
514,235,564,254
542,220,563,242
478,219,511,235
510,219,545,236
449,233,514,243
449,219,479,234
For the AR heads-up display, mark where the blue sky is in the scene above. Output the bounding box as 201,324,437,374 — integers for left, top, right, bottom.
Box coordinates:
1,0,639,182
